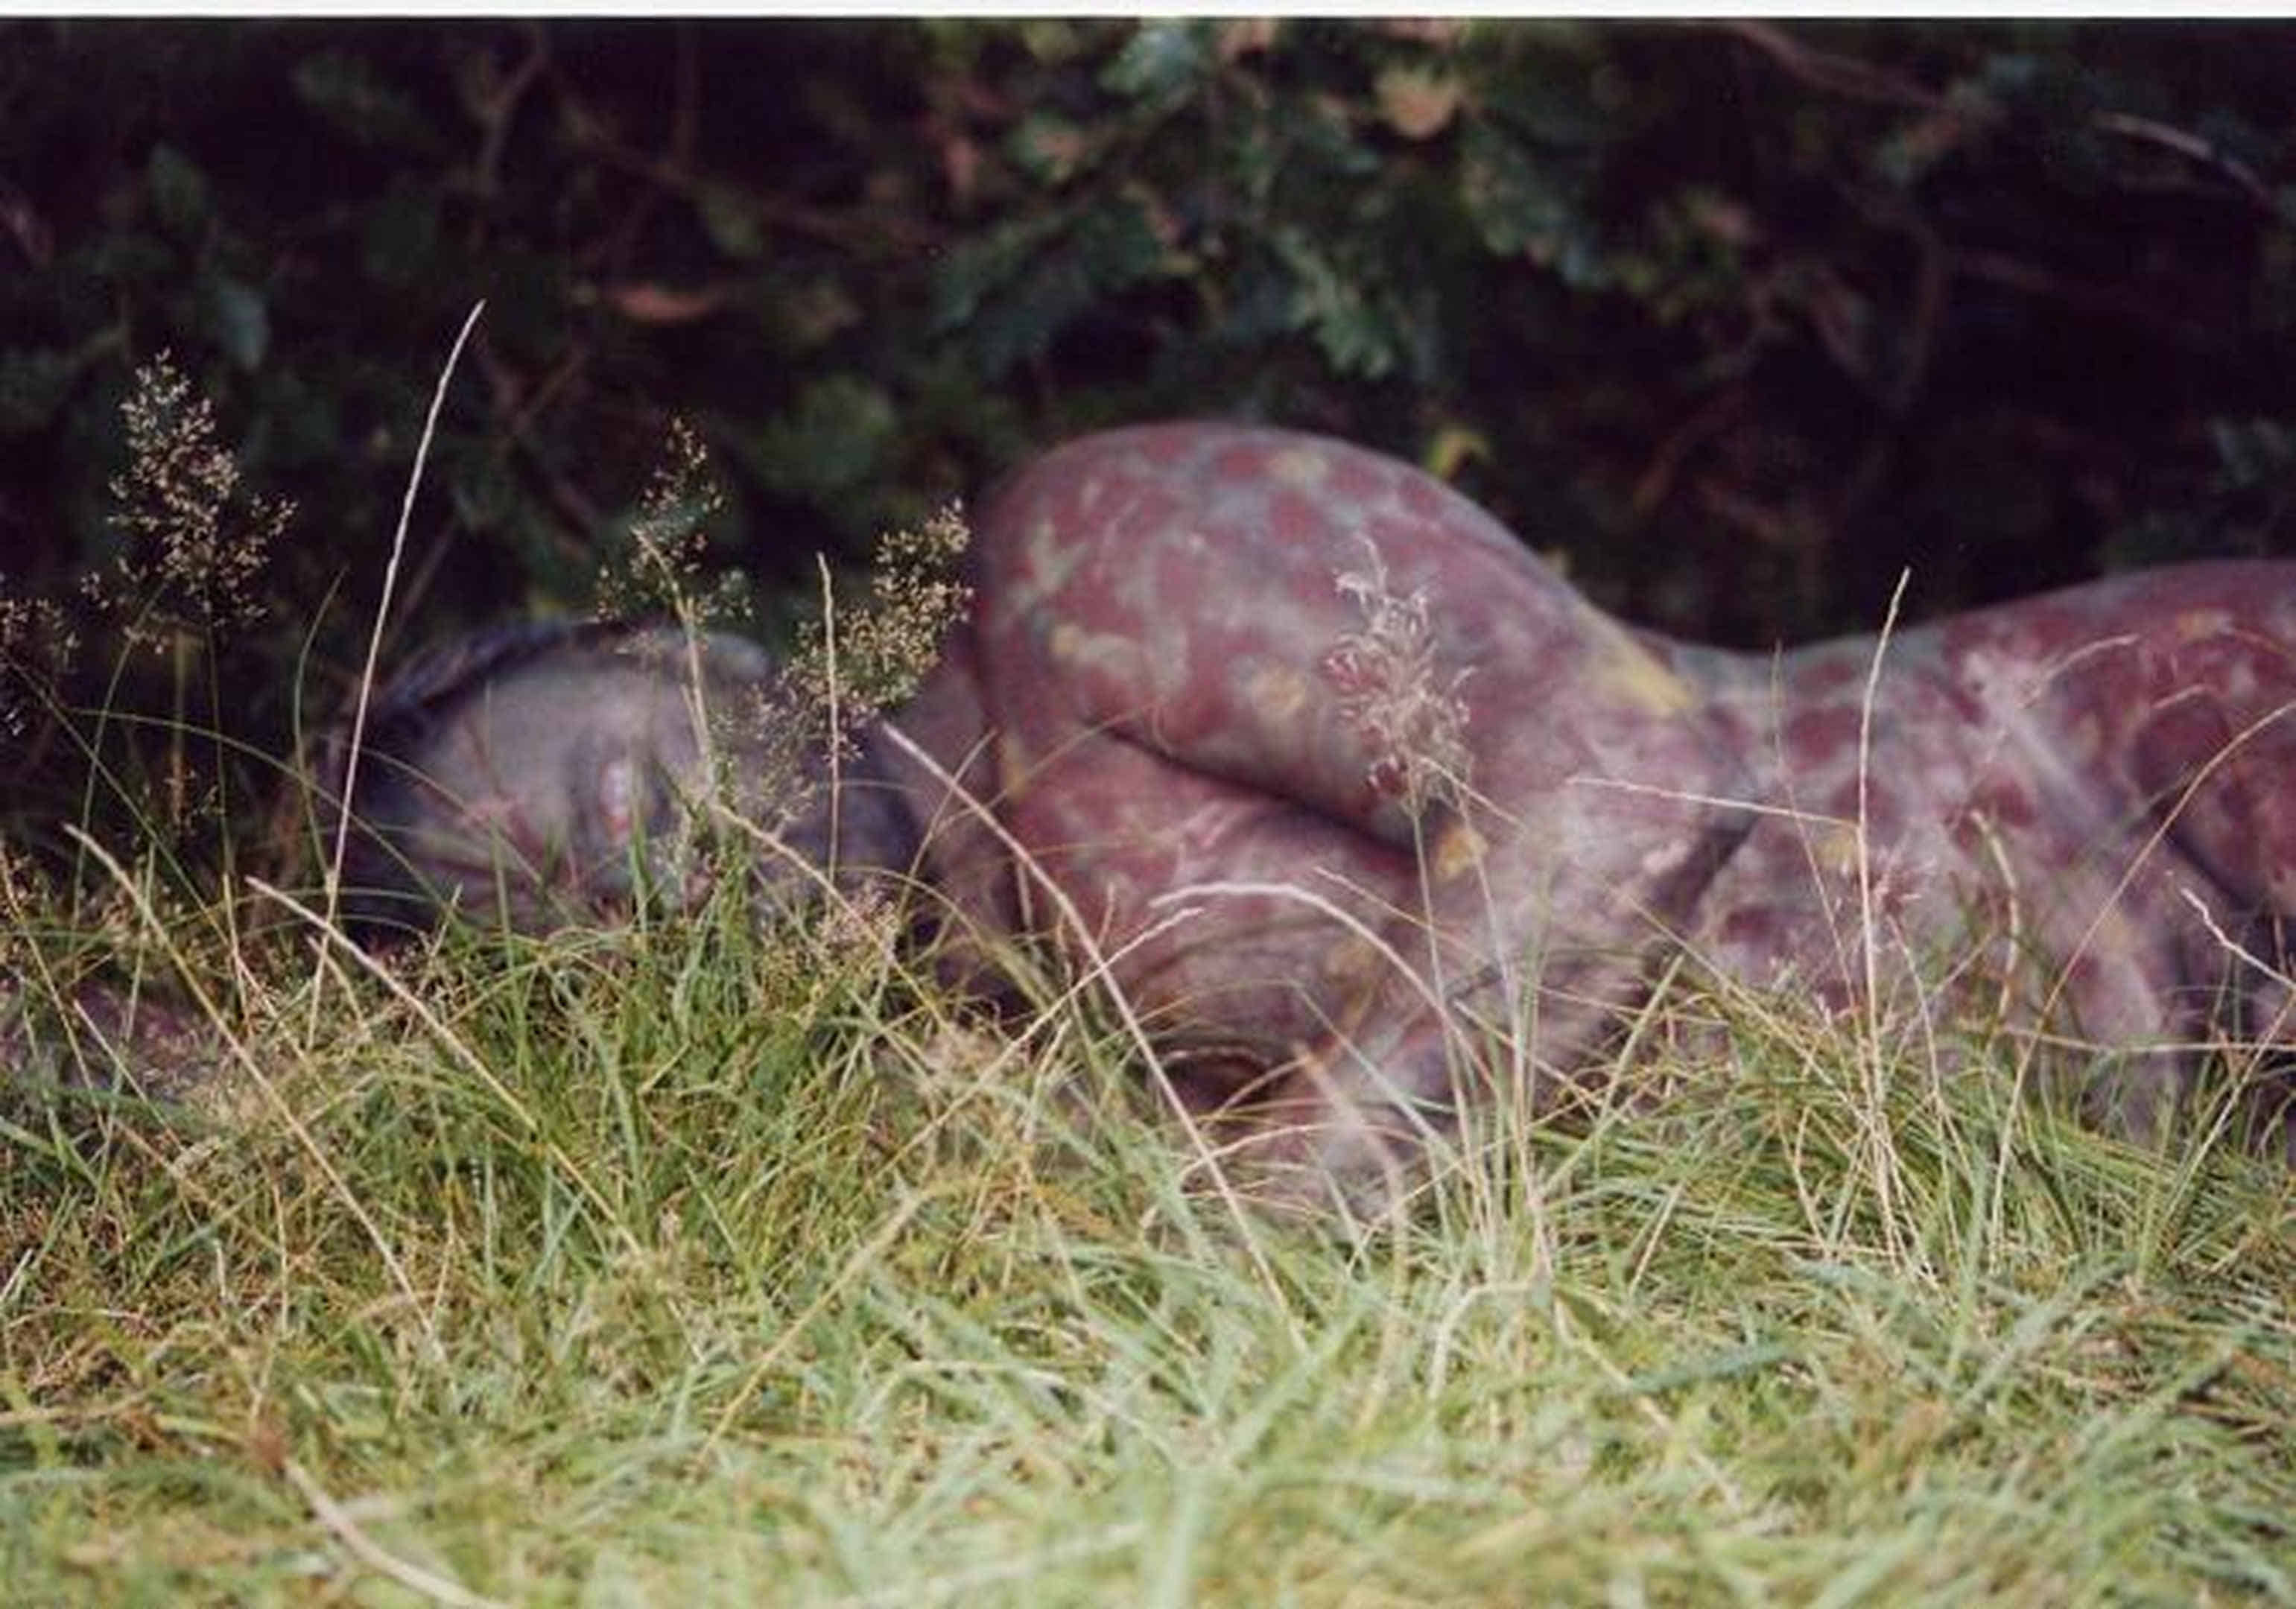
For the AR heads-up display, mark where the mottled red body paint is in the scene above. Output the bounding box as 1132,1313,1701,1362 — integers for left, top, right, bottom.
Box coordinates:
339,424,2296,1210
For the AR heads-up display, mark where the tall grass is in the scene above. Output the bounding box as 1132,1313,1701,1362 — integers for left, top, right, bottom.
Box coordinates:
3,355,2292,1606
4,843,2292,1605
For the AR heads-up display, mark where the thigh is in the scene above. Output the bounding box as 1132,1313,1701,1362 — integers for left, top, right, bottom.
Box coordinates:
989,709,1418,1064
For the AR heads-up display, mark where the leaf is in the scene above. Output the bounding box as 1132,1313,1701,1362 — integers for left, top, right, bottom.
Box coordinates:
291,50,448,156
246,368,342,470
697,185,767,262
1272,229,1400,380
746,375,898,501
360,181,442,288
198,272,269,371
1017,19,1088,64
1459,124,1566,255
1008,114,1094,186
0,349,76,437
601,283,731,326
1377,67,1462,142
448,450,521,536
777,278,863,352
1101,22,1206,102
1459,123,1608,288
933,200,1175,379
2208,416,2296,491
1217,17,1279,62
930,212,1064,333
1422,423,1491,482
146,144,209,241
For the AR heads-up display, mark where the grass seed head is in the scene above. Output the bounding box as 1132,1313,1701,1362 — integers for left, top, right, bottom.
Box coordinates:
89,352,291,651
1325,536,1473,816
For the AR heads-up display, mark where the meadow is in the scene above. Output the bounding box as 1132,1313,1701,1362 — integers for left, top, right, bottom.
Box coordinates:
4,346,2292,1607
4,842,2292,1605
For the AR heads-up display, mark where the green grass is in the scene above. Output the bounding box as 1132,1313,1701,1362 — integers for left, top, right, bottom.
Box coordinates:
4,857,2292,1609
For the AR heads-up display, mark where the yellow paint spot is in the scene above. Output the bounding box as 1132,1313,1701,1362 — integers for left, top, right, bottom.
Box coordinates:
1433,818,1488,881
1046,620,1143,682
1326,990,1377,1041
2084,901,2140,962
1271,447,1328,487
1249,664,1310,721
996,732,1031,800
1004,514,1088,619
2064,711,2103,758
1321,934,1385,988
2175,607,2230,642
1818,822,1862,879
1577,612,1697,717
1599,638,1698,716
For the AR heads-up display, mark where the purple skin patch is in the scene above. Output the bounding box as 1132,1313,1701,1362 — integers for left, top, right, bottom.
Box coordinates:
183,424,2296,1211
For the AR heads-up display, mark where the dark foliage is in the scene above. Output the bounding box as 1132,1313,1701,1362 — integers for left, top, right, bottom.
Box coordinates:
2,19,2293,862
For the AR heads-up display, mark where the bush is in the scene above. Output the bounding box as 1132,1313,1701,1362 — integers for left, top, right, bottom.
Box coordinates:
2,18,2293,861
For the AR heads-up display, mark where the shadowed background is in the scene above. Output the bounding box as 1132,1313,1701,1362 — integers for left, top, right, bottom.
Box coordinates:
2,18,2292,862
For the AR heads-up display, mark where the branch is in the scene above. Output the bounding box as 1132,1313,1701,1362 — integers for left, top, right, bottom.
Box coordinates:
1714,21,1944,112
1725,23,2279,218
2094,110,2274,212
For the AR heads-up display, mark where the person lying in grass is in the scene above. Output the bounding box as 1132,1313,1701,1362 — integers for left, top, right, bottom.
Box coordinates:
10,423,2289,1213
296,422,2296,1214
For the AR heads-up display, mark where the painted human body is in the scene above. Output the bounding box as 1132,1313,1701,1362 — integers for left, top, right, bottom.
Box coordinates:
340,424,2296,1205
